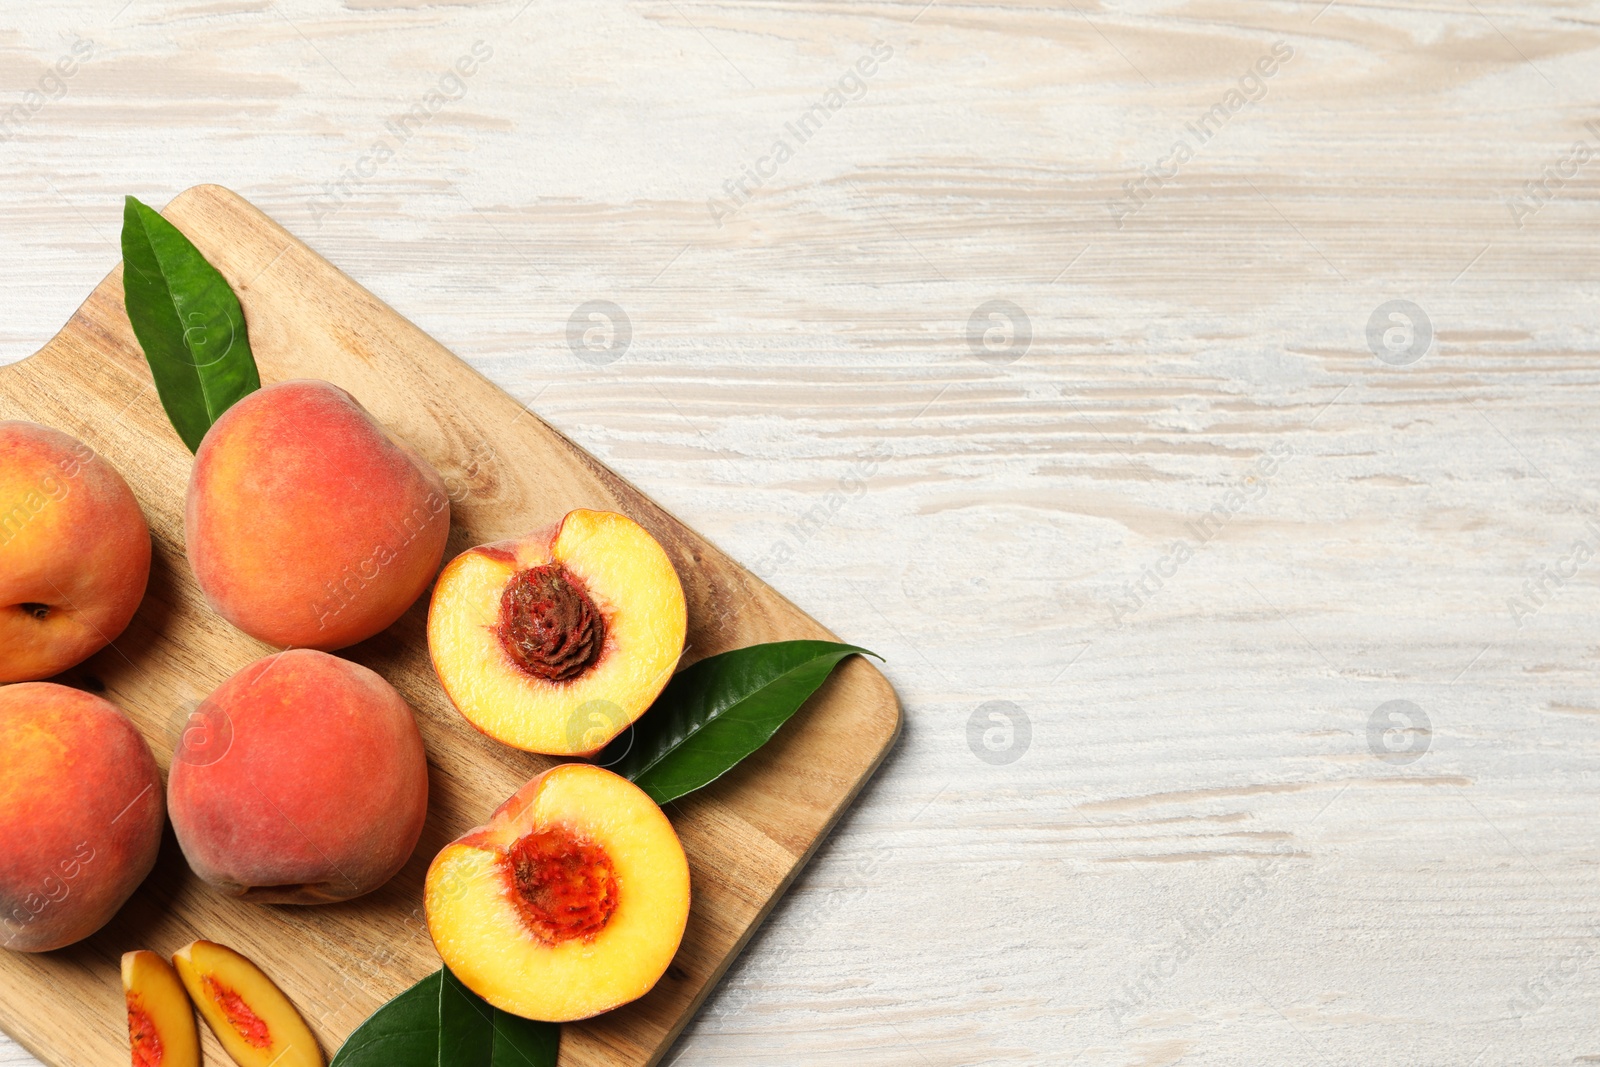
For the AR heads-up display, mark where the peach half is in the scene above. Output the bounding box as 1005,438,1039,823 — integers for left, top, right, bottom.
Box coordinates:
173,940,323,1067
0,683,164,952
428,509,686,756
186,379,450,651
167,649,428,904
0,420,151,683
425,764,690,1022
123,950,199,1067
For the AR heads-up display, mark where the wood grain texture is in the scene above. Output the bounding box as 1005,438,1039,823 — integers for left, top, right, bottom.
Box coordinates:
4,0,1600,1064
0,185,900,1067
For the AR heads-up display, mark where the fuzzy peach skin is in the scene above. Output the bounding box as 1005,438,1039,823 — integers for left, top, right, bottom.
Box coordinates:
0,683,164,952
167,649,428,904
185,379,450,651
0,421,151,683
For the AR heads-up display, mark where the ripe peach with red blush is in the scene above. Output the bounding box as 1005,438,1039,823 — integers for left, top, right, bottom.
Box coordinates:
0,683,163,952
185,379,449,651
0,421,150,683
167,649,428,904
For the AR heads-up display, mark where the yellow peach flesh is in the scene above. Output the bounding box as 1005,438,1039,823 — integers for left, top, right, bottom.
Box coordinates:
428,509,686,756
122,950,200,1067
172,940,323,1067
425,764,690,1022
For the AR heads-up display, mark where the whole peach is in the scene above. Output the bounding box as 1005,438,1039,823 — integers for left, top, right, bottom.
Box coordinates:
0,683,164,952
167,649,429,903
185,379,449,651
0,422,151,683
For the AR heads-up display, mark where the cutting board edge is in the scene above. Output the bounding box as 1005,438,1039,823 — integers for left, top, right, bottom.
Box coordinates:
644,673,903,1065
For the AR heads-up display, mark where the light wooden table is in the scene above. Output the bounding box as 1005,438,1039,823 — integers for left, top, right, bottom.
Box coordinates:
3,2,1598,1064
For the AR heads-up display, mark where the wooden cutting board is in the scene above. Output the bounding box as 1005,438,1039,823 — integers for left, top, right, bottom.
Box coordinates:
0,185,901,1067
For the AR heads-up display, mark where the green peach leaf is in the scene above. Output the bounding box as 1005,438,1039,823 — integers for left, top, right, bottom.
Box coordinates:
601,640,879,804
328,969,440,1067
120,195,259,452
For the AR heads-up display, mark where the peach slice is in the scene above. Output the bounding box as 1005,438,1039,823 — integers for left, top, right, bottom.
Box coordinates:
172,940,322,1067
428,509,686,756
425,764,690,1022
123,951,199,1067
